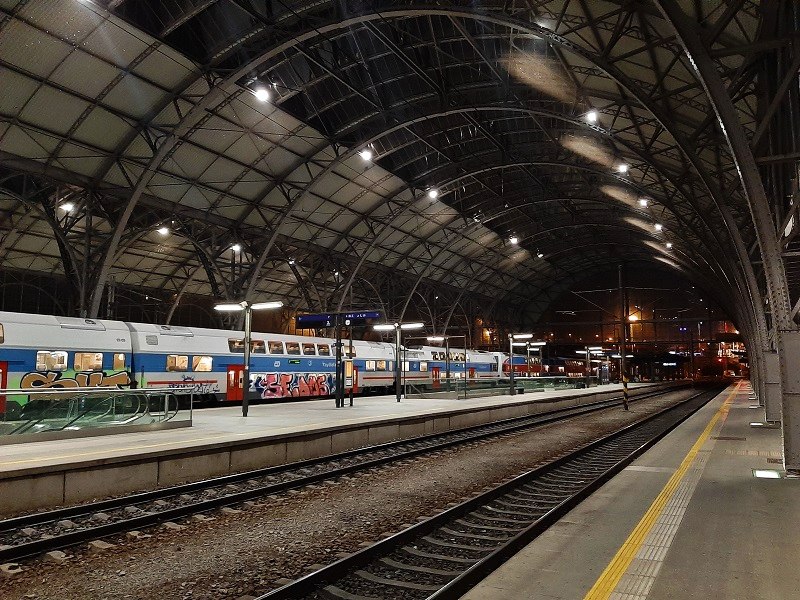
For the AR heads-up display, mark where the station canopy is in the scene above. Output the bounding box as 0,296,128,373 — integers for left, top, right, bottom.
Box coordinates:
0,1,778,325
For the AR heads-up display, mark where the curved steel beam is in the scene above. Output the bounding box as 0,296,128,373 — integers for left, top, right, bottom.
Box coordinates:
88,4,761,345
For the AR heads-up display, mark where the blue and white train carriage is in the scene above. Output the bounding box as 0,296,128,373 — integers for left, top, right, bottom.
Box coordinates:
0,311,403,407
0,310,516,410
0,312,132,393
126,323,398,402
408,346,503,380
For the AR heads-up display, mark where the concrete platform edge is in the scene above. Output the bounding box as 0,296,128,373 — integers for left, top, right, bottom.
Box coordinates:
0,382,683,515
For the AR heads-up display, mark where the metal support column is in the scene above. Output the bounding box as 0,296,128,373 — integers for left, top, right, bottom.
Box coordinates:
657,0,800,470
445,336,451,391
619,265,630,411
508,335,515,396
242,305,252,417
395,324,402,402
334,316,343,408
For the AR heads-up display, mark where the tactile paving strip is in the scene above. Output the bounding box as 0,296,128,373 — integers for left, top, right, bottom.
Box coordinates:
607,449,713,600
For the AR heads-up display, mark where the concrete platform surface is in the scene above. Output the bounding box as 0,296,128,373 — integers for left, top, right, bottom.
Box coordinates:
0,382,657,477
0,382,673,515
462,380,798,600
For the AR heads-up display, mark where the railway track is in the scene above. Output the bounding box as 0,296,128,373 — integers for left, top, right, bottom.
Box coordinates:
0,384,689,564
256,386,721,600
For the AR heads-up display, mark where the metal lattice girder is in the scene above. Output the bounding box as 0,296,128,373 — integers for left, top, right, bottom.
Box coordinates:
0,0,791,344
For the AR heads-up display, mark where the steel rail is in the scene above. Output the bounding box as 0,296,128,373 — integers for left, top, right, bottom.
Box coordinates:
255,385,721,600
0,384,688,563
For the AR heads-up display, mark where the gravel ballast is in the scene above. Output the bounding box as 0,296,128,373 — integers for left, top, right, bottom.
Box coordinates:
0,389,698,600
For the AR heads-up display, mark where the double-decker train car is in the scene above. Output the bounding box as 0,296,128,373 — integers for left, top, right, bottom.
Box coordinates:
409,346,502,381
102,322,399,403
0,311,402,406
0,310,521,408
0,312,132,392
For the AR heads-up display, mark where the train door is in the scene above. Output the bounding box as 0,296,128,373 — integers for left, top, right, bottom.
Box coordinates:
227,364,244,401
431,366,441,389
0,361,6,413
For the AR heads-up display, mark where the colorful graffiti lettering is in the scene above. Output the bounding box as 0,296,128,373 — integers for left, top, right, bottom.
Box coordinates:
158,377,221,394
20,370,131,389
255,373,334,399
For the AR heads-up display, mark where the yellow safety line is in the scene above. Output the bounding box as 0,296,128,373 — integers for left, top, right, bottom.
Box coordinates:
582,381,740,599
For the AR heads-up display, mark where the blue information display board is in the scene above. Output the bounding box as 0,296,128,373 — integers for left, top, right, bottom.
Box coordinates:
296,311,383,327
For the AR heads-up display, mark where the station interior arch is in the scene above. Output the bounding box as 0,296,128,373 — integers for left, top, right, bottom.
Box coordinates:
1,0,800,468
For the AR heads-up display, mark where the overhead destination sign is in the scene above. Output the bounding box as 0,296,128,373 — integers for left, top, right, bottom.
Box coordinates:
296,311,383,327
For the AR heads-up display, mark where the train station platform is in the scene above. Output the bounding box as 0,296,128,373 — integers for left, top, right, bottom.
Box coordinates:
0,382,674,516
462,380,798,600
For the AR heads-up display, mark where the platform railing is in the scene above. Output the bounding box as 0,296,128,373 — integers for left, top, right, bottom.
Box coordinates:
0,387,190,442
403,375,601,400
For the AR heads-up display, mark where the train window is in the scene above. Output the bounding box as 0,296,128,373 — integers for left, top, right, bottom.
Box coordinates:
376,360,387,370
317,344,331,356
302,343,316,356
113,353,126,370
36,351,67,371
345,347,357,358
74,352,104,372
268,341,284,354
419,362,428,372
228,339,245,353
365,360,376,371
250,340,266,354
286,342,301,355
166,355,189,371
192,356,213,372
0,323,4,343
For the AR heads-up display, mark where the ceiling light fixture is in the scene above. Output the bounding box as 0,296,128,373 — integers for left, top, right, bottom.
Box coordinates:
254,87,270,102
60,202,75,212
157,226,169,235
638,198,649,207
359,148,373,161
655,223,663,231
509,236,519,245
231,243,242,252
427,189,439,199
586,110,598,123
616,163,629,174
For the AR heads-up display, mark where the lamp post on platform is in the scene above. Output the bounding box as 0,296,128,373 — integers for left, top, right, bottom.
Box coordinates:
508,333,533,395
576,346,603,388
527,341,546,376
374,322,424,401
214,299,283,417
426,334,467,394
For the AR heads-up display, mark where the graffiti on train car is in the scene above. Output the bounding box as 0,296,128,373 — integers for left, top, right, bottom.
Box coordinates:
255,373,334,398
20,370,131,389
152,376,221,394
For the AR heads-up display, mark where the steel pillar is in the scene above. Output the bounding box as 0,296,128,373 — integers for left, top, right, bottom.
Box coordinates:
658,1,800,471
764,350,782,423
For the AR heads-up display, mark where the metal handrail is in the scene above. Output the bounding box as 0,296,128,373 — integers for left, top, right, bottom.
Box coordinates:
2,387,185,435
0,387,175,395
